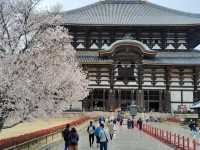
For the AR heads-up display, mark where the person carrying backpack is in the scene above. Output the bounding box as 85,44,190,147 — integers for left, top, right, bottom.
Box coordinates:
95,124,101,147
62,124,71,150
87,121,96,147
69,127,79,150
99,124,109,150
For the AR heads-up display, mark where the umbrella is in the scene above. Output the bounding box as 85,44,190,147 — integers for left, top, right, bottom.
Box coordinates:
190,100,200,109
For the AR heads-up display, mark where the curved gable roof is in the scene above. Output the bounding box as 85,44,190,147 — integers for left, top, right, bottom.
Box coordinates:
63,0,200,26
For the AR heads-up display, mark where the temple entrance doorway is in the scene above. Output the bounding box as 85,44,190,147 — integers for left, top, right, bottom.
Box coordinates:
119,90,136,111
144,90,162,112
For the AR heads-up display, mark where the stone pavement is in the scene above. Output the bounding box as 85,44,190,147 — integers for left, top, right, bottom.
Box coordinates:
46,125,173,150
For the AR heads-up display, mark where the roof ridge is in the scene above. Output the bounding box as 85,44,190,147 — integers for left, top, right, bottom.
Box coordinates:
146,1,200,18
104,0,144,4
63,0,200,26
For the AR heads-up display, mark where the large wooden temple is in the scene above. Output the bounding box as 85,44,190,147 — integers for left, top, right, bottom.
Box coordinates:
63,0,200,112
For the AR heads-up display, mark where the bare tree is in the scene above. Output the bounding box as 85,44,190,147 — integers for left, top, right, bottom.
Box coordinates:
0,0,62,54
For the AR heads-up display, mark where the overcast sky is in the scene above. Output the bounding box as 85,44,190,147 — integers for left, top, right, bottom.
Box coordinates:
38,0,200,13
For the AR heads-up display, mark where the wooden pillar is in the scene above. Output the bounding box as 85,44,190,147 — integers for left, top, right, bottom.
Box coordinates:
137,64,144,112
108,89,115,111
103,89,106,111
164,90,171,113
91,90,94,111
159,90,163,112
165,67,171,112
193,67,199,102
131,90,134,105
137,90,144,112
119,90,121,109
109,64,114,111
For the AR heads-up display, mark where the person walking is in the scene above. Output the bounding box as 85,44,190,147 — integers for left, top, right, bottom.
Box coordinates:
69,127,79,150
108,121,114,140
131,119,134,129
99,124,109,150
137,118,143,130
127,119,131,129
62,124,71,150
87,121,96,147
95,124,101,147
189,120,197,138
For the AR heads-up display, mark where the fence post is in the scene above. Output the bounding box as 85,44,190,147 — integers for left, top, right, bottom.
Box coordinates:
174,133,176,145
187,138,189,150
157,128,159,138
178,135,180,148
183,136,185,149
166,131,168,142
193,140,196,150
170,132,172,144
160,129,162,139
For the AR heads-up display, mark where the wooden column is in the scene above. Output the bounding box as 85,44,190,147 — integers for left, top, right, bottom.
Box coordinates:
193,67,199,102
119,90,121,109
131,90,134,105
137,90,144,112
109,65,115,111
103,89,106,111
164,67,171,112
91,90,94,111
137,64,144,112
159,90,163,112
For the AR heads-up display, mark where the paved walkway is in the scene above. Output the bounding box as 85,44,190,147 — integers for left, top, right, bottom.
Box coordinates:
46,125,173,150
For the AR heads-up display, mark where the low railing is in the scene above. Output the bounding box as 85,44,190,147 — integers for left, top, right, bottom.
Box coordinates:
0,116,90,150
141,124,200,150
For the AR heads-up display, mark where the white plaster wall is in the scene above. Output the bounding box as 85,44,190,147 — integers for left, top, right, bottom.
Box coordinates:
89,73,96,76
170,82,180,86
101,77,109,80
101,73,109,76
100,81,109,85
171,103,181,112
89,77,96,80
89,81,97,85
183,82,193,86
114,81,125,85
171,78,179,81
128,82,137,85
156,82,165,86
171,91,181,102
143,82,152,86
183,91,193,102
156,78,165,81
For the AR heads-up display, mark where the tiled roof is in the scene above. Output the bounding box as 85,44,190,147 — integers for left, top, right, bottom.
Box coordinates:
152,51,200,65
63,0,200,26
78,50,200,65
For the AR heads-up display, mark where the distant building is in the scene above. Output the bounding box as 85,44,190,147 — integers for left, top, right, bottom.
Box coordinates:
63,0,200,112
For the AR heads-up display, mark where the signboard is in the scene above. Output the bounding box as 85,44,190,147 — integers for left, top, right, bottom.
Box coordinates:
178,104,187,112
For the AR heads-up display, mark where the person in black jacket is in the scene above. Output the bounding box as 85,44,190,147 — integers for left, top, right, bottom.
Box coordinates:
137,118,143,130
62,124,71,150
69,127,79,150
87,121,96,147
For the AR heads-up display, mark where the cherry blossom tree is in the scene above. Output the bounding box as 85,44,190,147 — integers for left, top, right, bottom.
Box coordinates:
0,0,89,129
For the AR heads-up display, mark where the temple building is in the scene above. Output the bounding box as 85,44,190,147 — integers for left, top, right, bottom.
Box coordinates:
63,0,200,112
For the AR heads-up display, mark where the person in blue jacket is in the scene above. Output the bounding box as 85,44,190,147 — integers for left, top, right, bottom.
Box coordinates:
95,124,101,147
